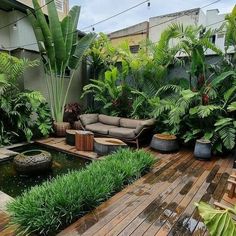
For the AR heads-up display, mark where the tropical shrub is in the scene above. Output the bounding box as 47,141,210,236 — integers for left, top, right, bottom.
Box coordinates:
82,67,133,116
0,53,52,146
8,148,155,235
196,201,236,236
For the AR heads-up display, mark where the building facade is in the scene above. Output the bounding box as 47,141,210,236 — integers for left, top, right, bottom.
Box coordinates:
109,8,230,55
0,0,69,51
108,21,149,53
0,0,86,105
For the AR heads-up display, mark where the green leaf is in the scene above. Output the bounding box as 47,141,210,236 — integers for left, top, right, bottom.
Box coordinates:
228,102,236,112
46,0,66,70
196,201,236,236
69,33,96,70
211,71,236,87
32,0,55,67
215,118,233,127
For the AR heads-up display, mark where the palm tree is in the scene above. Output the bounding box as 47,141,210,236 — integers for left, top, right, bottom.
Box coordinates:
167,23,222,91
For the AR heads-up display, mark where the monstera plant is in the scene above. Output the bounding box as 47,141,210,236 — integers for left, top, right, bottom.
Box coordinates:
196,201,236,236
27,0,96,135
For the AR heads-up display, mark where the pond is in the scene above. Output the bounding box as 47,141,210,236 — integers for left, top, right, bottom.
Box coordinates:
0,144,89,197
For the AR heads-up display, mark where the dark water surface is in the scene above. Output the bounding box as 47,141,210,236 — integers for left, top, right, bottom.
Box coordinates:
0,144,89,197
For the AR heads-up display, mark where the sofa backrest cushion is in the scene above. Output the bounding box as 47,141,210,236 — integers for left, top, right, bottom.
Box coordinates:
79,114,98,127
98,114,120,126
120,118,141,129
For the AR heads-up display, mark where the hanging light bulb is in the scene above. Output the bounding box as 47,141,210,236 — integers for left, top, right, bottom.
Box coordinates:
13,23,17,30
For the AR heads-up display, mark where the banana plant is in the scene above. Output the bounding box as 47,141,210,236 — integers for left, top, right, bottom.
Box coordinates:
27,0,96,122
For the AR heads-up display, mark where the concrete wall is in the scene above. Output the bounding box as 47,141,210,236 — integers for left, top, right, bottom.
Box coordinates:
0,10,10,48
11,49,87,106
109,21,149,48
17,0,69,20
149,8,200,44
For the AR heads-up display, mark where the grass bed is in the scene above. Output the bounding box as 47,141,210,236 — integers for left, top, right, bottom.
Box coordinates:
7,148,156,235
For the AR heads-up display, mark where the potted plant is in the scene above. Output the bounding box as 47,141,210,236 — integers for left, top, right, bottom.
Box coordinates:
63,102,81,126
27,0,96,136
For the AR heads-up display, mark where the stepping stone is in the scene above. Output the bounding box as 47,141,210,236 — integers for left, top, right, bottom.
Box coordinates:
0,149,18,157
0,192,13,213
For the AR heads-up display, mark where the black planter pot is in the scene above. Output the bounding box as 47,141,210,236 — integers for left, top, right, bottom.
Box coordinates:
194,139,211,160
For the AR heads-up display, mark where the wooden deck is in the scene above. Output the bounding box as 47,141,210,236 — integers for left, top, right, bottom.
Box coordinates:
58,149,235,236
36,138,98,160
0,147,235,236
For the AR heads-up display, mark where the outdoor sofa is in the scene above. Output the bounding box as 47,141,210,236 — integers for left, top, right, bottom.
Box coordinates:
78,114,155,148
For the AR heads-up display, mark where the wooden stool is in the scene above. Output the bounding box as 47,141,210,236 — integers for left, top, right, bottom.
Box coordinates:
66,130,77,146
75,131,94,151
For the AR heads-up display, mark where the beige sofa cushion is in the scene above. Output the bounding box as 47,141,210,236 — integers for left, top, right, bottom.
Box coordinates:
98,114,120,126
80,114,98,126
109,127,136,139
86,123,116,135
120,118,141,129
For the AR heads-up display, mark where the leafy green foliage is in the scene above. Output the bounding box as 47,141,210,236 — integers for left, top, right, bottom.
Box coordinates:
28,1,96,122
0,53,52,146
196,201,236,236
7,149,155,235
82,67,132,116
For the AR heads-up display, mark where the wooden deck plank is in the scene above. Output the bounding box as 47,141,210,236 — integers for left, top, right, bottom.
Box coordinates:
79,152,192,236
57,149,234,236
58,151,188,236
129,161,206,236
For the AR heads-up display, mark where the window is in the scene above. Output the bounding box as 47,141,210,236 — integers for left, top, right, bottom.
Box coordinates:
129,45,140,54
42,0,64,12
210,35,216,44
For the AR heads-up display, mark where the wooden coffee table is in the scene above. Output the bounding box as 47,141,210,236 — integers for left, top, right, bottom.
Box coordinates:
94,138,127,155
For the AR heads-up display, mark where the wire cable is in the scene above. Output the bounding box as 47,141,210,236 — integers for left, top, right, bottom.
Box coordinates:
2,0,225,49
80,0,149,31
0,0,54,31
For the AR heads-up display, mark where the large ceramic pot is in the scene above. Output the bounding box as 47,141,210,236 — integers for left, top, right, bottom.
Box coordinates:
194,139,211,160
150,134,179,152
14,150,52,174
53,122,71,137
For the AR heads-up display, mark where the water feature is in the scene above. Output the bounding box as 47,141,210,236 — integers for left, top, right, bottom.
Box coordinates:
0,144,89,197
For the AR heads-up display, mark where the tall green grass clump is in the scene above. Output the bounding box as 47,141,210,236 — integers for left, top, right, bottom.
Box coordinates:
7,148,155,235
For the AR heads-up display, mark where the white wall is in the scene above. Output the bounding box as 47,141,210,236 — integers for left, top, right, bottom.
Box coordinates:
149,9,200,44
0,10,10,48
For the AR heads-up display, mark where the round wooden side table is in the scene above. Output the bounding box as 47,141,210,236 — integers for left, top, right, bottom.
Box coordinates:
94,138,127,155
150,134,179,152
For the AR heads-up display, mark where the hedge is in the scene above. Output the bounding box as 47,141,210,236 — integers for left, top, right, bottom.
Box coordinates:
7,148,155,235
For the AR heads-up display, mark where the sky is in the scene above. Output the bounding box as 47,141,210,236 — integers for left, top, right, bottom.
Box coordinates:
69,0,235,33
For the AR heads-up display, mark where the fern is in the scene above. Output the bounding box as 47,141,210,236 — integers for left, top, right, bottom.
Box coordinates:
189,105,222,118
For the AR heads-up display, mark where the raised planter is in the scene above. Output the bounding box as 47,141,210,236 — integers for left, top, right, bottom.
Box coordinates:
13,150,52,174
194,139,211,160
150,134,179,152
94,138,127,155
53,122,71,137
